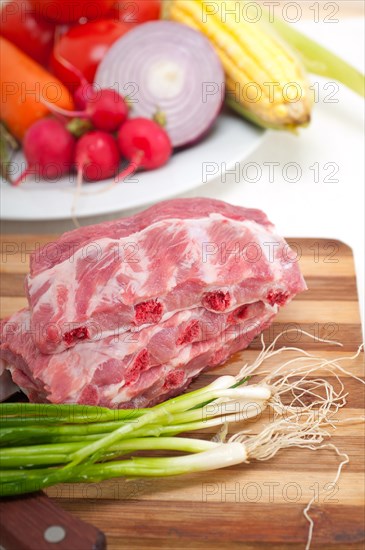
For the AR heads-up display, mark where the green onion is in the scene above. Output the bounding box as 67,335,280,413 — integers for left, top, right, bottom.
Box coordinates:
1,348,351,500
0,437,218,468
0,442,247,497
65,381,267,468
0,402,144,424
0,375,265,496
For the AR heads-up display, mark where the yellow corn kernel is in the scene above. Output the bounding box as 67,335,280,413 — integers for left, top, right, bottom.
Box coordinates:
166,0,312,130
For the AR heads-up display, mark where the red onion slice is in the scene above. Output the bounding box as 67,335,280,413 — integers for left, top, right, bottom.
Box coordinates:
94,21,225,148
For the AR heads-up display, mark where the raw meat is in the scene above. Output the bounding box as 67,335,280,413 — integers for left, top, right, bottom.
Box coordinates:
30,198,270,276
26,199,306,354
0,198,307,408
0,303,275,408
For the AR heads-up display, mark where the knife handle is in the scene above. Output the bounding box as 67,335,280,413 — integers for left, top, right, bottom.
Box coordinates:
0,492,106,550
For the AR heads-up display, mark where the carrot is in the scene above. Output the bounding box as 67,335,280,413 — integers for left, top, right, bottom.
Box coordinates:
0,37,74,141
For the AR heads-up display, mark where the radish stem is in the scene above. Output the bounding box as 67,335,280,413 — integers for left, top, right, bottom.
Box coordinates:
71,166,83,227
12,167,32,187
53,42,90,91
115,152,143,182
41,99,86,119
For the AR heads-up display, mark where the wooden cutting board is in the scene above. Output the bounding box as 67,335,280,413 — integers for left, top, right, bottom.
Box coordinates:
0,236,364,550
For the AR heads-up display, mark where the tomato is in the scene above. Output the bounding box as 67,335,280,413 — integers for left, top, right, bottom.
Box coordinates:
0,0,55,66
28,0,114,24
109,0,161,24
50,19,135,89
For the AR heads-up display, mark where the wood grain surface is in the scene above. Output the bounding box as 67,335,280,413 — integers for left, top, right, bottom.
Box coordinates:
0,236,364,550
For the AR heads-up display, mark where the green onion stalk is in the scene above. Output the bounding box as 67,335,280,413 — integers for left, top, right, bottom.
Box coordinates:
0,376,268,496
0,348,352,497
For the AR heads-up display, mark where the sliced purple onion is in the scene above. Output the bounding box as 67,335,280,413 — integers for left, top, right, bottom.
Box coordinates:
94,21,225,148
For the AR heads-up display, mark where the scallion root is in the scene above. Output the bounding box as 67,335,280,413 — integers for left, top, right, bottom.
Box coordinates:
229,330,364,550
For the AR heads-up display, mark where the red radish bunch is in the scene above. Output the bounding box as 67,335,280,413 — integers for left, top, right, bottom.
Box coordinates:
12,42,173,193
13,84,172,190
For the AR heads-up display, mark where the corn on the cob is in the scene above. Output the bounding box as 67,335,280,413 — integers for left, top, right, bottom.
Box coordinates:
165,0,312,130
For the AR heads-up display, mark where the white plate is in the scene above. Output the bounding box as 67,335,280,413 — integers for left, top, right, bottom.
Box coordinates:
1,111,264,221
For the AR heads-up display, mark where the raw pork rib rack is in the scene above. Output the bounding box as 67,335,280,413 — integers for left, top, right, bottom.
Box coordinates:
0,198,306,408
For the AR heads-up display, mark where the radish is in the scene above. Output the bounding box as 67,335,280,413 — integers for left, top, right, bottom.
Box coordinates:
73,82,97,110
75,131,120,182
116,118,172,181
72,130,121,224
44,88,129,133
13,118,75,186
87,89,128,132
